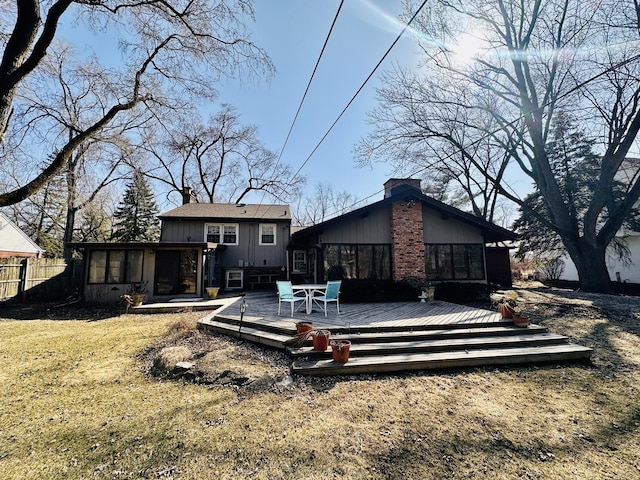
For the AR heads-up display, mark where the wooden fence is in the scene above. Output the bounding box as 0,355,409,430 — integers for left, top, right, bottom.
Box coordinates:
0,257,80,302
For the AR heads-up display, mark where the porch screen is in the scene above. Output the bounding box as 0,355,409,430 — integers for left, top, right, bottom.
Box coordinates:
88,249,143,284
425,244,485,280
323,244,391,281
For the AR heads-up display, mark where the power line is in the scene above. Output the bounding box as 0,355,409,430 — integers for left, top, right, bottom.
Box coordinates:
283,0,430,190
254,1,345,217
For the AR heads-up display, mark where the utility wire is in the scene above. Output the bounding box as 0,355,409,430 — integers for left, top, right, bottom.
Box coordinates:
254,0,345,216
276,0,345,168
283,0,430,191
310,50,640,223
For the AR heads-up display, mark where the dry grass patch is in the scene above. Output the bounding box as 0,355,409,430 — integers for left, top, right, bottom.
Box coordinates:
1,288,640,479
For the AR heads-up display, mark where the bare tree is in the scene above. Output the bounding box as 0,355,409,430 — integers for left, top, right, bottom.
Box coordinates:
142,105,299,205
358,0,640,293
356,68,514,224
292,183,356,226
0,0,273,206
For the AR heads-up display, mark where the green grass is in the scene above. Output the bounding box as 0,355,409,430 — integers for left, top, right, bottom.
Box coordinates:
1,291,640,479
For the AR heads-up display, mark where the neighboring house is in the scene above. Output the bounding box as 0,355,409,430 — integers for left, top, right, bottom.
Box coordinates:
559,158,640,284
0,212,44,258
69,190,291,303
289,179,517,287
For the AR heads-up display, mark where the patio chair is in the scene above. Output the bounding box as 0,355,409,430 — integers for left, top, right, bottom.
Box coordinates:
276,280,306,316
312,280,341,317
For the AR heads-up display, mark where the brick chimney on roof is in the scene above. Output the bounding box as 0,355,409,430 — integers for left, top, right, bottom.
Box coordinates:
182,187,196,205
384,178,422,199
386,178,426,282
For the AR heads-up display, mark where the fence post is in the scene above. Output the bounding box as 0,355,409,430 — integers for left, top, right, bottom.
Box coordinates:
19,257,29,302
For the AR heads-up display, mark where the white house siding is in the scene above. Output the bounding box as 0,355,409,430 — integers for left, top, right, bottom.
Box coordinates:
422,208,485,244
560,232,640,284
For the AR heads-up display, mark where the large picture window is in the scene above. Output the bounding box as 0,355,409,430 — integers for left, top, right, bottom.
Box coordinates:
425,244,485,280
89,249,143,284
323,244,391,281
205,223,238,245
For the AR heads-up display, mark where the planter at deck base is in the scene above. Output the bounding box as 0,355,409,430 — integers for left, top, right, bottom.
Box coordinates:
206,287,219,299
296,322,313,334
498,303,515,319
330,339,351,363
312,330,331,351
512,315,530,327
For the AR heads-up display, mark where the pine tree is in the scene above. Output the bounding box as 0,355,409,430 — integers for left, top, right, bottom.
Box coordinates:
111,170,160,242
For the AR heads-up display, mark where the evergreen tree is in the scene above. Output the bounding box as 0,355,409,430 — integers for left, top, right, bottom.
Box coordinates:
111,170,160,242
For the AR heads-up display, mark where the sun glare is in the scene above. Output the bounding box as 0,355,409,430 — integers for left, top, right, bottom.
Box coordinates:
451,32,483,65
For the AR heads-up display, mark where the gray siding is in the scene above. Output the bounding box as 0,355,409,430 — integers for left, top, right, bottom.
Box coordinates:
160,220,204,242
317,205,391,244
218,223,289,268
160,219,289,268
423,208,484,243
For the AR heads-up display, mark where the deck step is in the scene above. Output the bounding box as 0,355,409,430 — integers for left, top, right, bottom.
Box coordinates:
297,325,548,346
291,344,594,376
198,318,291,349
288,332,568,358
210,313,298,336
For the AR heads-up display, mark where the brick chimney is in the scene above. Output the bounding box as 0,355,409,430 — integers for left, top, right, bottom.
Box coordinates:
182,187,196,205
387,179,426,281
384,178,422,199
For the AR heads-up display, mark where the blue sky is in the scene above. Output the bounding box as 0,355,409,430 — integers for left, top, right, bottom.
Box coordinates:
216,0,419,206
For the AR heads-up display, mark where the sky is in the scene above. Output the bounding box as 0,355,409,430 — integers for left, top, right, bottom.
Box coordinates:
214,0,420,207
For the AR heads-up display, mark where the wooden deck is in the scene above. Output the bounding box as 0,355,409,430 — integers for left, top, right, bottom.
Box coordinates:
196,291,593,376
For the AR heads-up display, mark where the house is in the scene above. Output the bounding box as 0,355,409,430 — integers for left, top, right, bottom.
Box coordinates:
158,199,291,291
558,158,640,285
70,179,516,303
70,190,291,303
0,212,44,258
288,179,517,289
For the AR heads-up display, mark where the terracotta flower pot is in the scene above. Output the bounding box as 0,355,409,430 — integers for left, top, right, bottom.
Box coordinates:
130,293,146,307
498,303,515,319
330,339,351,363
312,330,331,351
512,315,530,327
296,322,313,335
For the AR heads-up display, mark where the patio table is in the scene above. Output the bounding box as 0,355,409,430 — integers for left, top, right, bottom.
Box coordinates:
292,284,326,314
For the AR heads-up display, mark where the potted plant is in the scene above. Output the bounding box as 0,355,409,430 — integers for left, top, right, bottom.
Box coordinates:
206,286,220,299
496,297,517,319
127,281,148,307
496,296,530,327
295,322,313,335
330,339,351,363
311,330,331,351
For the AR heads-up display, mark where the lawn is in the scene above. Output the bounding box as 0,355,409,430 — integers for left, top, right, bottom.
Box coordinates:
1,287,639,479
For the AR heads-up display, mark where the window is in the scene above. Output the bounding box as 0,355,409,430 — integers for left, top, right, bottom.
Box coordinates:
88,249,143,284
223,225,237,244
425,244,485,280
206,225,220,243
293,250,307,273
259,224,276,245
322,244,391,281
204,223,238,245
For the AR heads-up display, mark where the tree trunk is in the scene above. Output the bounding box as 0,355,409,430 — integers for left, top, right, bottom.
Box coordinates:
564,237,613,294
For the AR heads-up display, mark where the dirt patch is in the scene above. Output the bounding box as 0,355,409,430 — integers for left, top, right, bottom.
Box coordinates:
139,317,292,391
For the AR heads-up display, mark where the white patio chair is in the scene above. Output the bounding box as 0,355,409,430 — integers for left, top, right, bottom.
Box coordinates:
312,280,341,317
276,280,306,316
